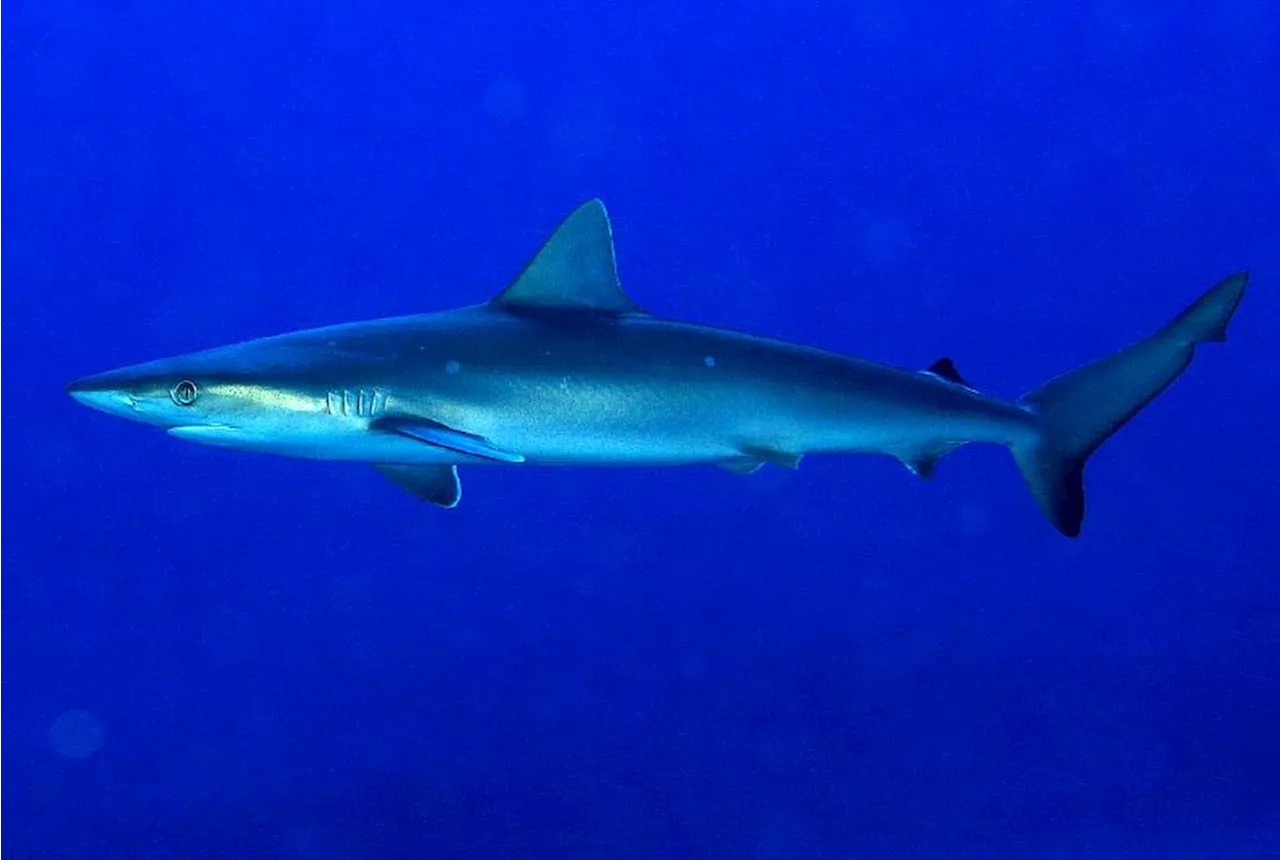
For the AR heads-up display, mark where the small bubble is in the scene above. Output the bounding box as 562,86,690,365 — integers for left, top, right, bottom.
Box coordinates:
49,709,105,759
444,360,461,374
703,355,717,368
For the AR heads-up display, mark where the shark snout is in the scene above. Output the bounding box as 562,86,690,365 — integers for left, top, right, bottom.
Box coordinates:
67,374,140,418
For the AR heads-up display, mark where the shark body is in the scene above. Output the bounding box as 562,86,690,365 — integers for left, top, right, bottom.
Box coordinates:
69,200,1248,536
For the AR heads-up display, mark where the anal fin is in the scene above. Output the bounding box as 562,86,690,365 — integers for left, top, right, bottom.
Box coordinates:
375,464,462,508
899,442,965,480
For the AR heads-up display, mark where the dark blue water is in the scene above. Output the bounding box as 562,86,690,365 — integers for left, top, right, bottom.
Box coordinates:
4,1,1279,856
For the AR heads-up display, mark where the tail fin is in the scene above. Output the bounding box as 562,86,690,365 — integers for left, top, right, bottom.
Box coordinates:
1013,272,1249,537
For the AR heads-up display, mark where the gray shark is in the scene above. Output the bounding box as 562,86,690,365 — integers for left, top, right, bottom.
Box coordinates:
68,200,1248,536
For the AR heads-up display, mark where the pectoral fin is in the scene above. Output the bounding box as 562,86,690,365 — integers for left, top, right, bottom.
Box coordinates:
372,416,526,463
374,464,462,508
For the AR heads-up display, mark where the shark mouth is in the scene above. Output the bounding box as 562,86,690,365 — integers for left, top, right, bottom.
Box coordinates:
167,425,242,446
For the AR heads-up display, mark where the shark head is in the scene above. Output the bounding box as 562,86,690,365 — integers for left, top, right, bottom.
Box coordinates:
66,340,355,455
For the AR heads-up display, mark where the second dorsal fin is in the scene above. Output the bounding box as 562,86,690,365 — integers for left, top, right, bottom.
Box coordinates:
492,199,645,315
923,357,976,391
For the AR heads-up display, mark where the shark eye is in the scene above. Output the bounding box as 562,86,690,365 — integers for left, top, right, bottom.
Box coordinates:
170,380,199,406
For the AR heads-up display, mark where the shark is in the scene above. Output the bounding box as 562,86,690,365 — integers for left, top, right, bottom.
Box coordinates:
68,199,1248,536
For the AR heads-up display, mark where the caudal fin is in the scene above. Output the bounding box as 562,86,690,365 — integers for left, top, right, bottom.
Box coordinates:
1013,272,1249,537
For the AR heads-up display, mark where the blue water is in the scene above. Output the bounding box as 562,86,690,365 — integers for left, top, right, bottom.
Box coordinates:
4,1,1279,856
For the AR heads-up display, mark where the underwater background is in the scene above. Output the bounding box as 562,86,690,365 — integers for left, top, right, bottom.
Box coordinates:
4,0,1279,856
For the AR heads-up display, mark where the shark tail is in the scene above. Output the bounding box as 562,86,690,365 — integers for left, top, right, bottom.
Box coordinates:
1012,272,1248,537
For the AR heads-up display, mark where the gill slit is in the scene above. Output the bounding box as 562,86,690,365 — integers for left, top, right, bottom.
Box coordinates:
327,388,385,418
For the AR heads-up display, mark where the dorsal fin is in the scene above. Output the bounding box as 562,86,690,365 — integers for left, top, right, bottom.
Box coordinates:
923,357,976,390
492,199,645,315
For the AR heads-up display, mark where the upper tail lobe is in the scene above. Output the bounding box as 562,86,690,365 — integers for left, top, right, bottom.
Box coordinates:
1012,272,1249,537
